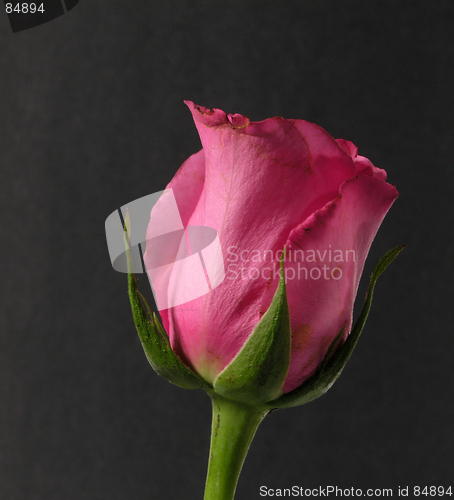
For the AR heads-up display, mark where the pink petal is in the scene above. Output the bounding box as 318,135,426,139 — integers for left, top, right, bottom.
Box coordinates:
336,138,358,158
143,150,205,345
336,138,387,181
280,175,398,392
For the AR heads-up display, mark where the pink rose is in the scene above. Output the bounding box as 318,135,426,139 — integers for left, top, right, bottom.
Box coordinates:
143,102,398,396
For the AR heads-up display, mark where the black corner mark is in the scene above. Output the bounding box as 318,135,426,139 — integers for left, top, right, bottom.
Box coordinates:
4,0,79,33
63,0,78,11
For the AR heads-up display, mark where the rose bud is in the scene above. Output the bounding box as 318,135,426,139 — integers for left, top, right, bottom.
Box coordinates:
123,102,402,500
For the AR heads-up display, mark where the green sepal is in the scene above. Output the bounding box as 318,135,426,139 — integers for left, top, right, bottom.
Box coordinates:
124,215,209,390
271,245,405,409
213,251,291,404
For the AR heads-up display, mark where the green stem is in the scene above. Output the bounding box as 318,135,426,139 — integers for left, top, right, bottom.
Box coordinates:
204,395,269,500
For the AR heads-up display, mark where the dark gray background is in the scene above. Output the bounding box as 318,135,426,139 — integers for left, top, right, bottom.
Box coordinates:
1,1,453,499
